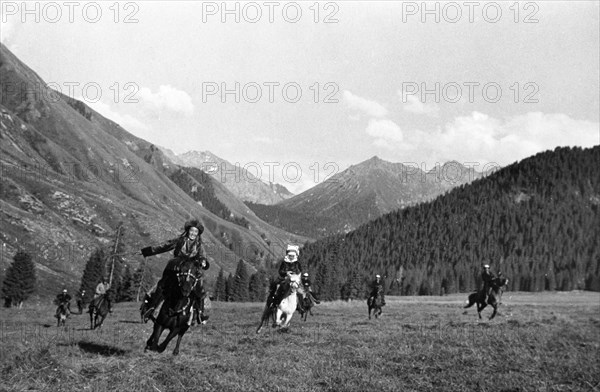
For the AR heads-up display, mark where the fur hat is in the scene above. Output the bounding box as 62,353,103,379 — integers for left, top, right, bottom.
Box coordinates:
286,245,300,256
184,219,204,235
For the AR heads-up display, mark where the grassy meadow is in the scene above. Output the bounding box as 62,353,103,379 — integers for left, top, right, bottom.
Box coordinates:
1,291,599,392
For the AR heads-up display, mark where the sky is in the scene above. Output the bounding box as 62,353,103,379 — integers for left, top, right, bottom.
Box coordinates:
2,1,599,193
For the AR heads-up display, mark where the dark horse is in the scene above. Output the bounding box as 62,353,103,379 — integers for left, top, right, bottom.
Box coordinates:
465,275,509,320
367,289,383,320
296,293,315,322
89,295,110,329
145,259,202,355
55,302,69,327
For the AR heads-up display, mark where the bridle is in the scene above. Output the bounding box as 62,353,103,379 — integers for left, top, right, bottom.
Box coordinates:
177,267,199,292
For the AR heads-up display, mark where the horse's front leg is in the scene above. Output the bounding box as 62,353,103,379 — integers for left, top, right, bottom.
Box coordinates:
489,304,498,320
172,327,189,356
146,323,164,352
158,328,180,353
90,310,95,329
274,309,284,328
477,303,486,320
281,312,293,329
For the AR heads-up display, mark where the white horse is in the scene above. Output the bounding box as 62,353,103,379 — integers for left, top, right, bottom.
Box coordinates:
256,273,303,333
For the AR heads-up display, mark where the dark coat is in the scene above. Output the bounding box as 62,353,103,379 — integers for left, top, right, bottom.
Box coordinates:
301,276,313,291
278,259,302,278
370,279,384,297
482,270,495,283
55,293,71,305
142,235,209,270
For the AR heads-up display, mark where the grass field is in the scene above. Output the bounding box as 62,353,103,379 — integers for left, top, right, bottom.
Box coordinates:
1,292,599,392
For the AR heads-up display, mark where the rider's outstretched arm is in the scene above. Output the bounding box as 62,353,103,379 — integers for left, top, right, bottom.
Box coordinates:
141,238,179,257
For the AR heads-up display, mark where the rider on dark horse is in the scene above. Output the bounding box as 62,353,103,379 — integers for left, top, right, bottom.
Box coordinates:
91,278,112,313
268,245,302,309
481,264,495,302
55,288,72,318
140,219,210,323
300,272,320,305
369,274,386,306
77,290,86,313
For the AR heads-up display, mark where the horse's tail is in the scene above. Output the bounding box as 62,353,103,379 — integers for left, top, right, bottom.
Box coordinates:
464,294,475,308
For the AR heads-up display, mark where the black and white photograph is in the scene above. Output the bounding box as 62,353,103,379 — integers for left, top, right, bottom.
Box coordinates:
1,1,599,391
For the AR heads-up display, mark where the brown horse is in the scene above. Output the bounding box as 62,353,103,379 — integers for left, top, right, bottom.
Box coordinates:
55,302,69,327
145,259,202,355
465,275,509,320
367,291,383,320
89,295,110,329
296,293,316,321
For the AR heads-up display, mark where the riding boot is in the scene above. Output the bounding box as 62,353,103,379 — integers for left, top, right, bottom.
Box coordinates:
309,292,320,304
143,281,165,321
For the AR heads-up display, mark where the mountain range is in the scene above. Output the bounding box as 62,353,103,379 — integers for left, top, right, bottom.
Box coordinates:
0,44,306,297
247,156,482,237
161,149,294,205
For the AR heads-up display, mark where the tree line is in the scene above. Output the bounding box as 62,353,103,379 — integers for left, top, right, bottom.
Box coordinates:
298,146,600,298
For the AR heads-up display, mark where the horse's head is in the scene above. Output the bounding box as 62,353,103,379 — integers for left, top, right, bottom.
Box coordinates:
493,276,509,289
176,259,201,297
287,273,302,293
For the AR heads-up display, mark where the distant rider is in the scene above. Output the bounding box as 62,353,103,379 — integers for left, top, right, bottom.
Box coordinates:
55,288,72,317
369,274,385,306
77,290,86,313
300,272,320,305
93,278,112,313
481,264,495,302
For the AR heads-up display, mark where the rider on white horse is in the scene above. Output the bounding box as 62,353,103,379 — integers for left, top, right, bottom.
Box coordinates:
268,245,303,309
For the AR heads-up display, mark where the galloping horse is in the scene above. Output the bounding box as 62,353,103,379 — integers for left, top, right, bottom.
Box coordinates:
367,288,384,320
296,293,315,322
55,302,69,327
89,295,110,329
145,259,202,355
257,273,303,333
465,275,509,320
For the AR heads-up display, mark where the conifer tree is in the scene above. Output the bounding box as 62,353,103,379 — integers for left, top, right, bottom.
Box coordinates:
214,268,226,301
79,248,106,303
2,250,36,308
232,259,250,302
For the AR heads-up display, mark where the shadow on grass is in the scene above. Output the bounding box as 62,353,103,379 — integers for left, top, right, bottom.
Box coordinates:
118,320,142,324
74,341,129,356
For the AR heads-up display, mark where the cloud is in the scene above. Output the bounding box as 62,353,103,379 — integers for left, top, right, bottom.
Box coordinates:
86,100,148,131
343,90,388,118
402,95,440,117
398,111,599,166
0,18,15,44
254,136,274,144
366,119,403,149
138,85,194,115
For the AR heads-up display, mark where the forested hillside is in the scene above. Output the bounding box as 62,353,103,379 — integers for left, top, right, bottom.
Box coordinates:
300,146,600,299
